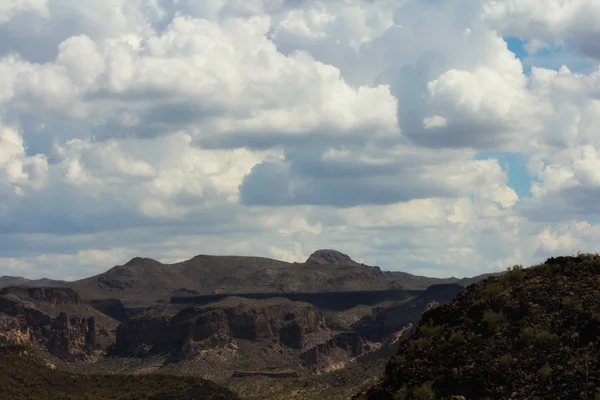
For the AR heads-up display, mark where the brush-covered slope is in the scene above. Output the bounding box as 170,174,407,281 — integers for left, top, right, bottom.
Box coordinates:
358,255,600,400
68,250,483,306
0,345,239,400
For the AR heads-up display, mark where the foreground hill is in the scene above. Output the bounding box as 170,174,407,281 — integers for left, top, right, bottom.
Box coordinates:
358,255,600,400
66,249,492,306
0,345,239,400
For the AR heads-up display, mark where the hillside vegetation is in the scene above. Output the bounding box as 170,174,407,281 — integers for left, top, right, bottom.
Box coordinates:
358,254,600,400
0,345,239,400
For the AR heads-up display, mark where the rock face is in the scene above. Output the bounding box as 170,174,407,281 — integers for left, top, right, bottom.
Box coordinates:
0,287,109,361
0,287,80,305
306,249,364,267
115,298,328,357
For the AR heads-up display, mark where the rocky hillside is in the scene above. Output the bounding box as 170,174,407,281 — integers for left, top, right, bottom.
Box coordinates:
358,255,600,400
67,249,491,307
0,345,239,400
0,287,118,360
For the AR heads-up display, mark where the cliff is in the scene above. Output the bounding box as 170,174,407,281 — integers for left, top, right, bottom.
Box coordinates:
0,287,118,360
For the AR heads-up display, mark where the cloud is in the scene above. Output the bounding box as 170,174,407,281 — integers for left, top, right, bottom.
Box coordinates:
483,0,600,59
1,0,600,281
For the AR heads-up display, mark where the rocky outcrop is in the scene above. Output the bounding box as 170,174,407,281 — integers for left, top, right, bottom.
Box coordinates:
0,287,81,305
115,298,328,357
0,307,98,361
300,332,370,371
0,287,108,361
306,250,364,267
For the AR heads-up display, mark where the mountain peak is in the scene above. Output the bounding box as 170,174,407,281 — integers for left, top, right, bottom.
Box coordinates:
306,249,362,267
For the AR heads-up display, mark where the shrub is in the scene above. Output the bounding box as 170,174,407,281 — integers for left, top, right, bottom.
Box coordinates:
481,282,504,298
520,327,536,344
449,329,466,344
419,322,443,338
502,264,525,286
498,354,516,366
412,383,436,400
539,362,552,380
393,386,408,400
562,295,583,312
483,311,507,331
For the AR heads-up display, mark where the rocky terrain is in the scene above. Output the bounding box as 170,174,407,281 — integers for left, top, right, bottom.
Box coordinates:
0,249,494,399
358,254,600,400
0,344,239,400
0,287,118,360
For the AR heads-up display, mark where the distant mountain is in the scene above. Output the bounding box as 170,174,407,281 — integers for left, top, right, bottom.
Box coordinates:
67,249,493,306
358,254,600,400
0,276,65,288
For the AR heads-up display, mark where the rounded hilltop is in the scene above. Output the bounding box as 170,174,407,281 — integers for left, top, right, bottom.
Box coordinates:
306,249,365,267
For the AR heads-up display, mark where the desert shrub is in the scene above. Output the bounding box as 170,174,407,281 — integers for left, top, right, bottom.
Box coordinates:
520,327,536,344
393,386,408,400
481,282,504,298
539,362,552,380
391,355,406,365
419,322,443,338
449,329,466,344
535,329,554,342
501,265,525,286
483,311,507,331
412,383,436,400
562,295,583,312
498,354,516,366
520,327,553,345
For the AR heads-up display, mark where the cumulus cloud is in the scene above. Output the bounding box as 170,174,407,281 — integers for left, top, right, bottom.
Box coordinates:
483,0,600,59
1,0,600,280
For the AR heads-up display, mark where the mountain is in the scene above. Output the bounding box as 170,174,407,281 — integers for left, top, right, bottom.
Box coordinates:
67,249,492,307
0,344,239,400
358,254,600,400
0,276,65,288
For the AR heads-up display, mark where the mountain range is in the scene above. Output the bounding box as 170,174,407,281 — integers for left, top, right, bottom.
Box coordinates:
0,248,497,399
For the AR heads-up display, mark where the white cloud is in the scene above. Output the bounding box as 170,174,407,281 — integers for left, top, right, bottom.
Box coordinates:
0,123,48,191
1,0,600,281
0,0,48,24
483,0,600,59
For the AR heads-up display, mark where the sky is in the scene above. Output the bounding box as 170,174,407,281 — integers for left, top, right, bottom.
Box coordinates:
1,0,600,280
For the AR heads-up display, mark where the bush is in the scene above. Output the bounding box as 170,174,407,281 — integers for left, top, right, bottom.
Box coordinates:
498,354,516,366
502,265,525,286
419,322,443,338
393,386,408,400
483,311,507,331
539,362,552,380
520,327,554,345
481,282,504,298
562,295,583,312
412,383,436,400
449,329,466,344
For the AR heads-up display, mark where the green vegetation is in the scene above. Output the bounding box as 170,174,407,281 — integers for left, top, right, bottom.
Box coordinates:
358,254,600,400
482,311,507,331
0,346,238,400
411,383,436,400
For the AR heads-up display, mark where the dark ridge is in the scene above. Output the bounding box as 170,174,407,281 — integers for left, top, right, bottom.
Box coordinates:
171,289,425,311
